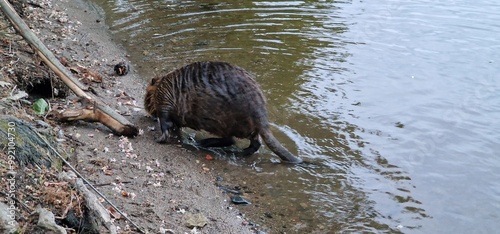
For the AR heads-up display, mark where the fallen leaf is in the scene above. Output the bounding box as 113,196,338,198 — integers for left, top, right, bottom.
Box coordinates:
104,170,113,176
108,207,121,219
59,57,69,66
33,98,49,115
83,68,103,83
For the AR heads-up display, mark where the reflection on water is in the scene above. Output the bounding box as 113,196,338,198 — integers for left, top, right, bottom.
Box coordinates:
92,0,500,233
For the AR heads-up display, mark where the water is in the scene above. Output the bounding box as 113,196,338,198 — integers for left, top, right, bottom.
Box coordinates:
91,0,500,233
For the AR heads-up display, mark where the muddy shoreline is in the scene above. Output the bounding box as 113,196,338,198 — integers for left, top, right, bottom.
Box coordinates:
1,0,256,233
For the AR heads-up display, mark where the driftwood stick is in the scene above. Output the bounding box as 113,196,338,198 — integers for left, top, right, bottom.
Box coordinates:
0,0,138,136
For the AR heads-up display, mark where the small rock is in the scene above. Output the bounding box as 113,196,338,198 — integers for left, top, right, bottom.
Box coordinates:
231,195,251,205
57,171,77,181
159,227,175,234
183,212,208,228
249,222,259,227
36,207,67,234
36,120,51,128
0,202,19,234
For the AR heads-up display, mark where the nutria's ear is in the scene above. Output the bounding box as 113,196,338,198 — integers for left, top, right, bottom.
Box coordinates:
150,77,158,85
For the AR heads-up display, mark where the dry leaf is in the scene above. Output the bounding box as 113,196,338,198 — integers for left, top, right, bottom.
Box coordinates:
108,207,121,219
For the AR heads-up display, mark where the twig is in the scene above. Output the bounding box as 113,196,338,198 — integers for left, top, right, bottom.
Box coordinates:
216,184,242,195
9,84,17,97
56,189,74,219
93,181,132,187
0,191,33,212
43,98,51,119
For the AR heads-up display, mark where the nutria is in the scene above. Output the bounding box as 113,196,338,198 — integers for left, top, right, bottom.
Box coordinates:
144,61,302,163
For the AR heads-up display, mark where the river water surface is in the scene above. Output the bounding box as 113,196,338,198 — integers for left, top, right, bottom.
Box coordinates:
90,0,500,233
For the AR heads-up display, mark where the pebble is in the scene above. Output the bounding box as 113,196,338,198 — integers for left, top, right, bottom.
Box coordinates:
36,207,67,234
0,202,19,233
183,212,208,228
36,119,51,128
231,195,251,205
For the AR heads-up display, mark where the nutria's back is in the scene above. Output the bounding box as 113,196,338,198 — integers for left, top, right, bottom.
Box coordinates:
145,61,268,138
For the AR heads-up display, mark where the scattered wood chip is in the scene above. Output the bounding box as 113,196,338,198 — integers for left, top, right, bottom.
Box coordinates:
43,181,69,187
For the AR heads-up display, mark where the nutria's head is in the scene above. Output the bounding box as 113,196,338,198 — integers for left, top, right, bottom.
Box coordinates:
144,77,159,117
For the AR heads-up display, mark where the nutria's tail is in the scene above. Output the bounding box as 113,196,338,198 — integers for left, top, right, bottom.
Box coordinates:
260,128,303,163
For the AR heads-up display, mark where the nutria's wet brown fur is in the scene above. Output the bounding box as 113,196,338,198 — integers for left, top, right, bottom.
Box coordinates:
144,61,302,163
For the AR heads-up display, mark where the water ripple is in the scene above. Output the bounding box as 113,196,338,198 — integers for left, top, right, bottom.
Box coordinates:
92,0,500,232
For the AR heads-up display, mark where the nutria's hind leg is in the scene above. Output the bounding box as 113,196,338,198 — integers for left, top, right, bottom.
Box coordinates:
197,137,235,148
242,136,261,156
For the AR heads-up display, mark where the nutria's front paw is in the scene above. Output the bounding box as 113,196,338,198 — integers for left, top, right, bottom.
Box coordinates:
155,132,182,144
155,133,168,143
